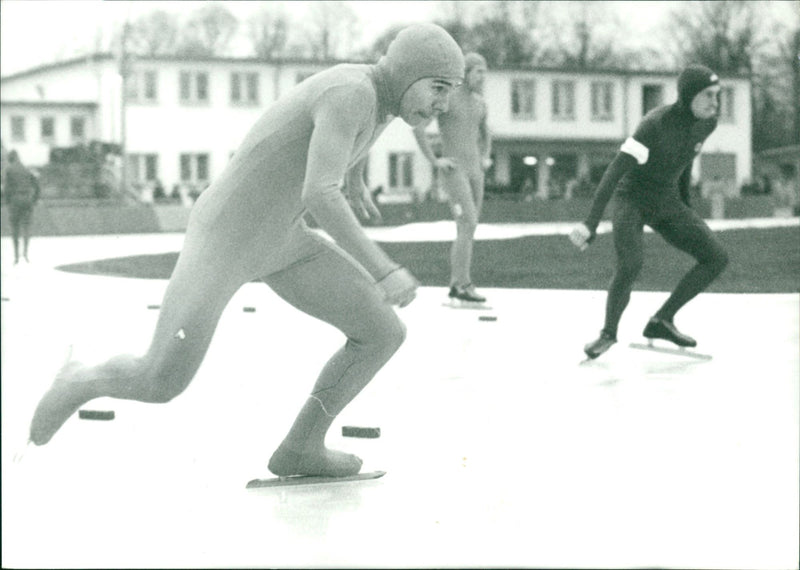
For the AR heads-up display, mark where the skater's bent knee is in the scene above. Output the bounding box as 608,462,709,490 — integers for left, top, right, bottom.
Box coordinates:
139,364,193,403
617,259,643,281
714,249,729,272
364,314,406,355
380,316,407,351
455,215,478,234
700,248,729,275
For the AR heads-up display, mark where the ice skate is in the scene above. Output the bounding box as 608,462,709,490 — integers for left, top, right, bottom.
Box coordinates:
642,317,696,347
247,442,381,488
630,317,711,360
444,284,491,309
583,330,617,359
267,442,363,478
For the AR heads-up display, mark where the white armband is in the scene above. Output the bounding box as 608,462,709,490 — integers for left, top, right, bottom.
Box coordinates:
620,137,649,165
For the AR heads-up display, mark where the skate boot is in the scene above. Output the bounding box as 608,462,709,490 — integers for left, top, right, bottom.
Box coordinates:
448,283,487,304
584,330,617,359
642,317,696,347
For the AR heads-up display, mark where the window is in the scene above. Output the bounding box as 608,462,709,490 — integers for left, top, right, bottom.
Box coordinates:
41,117,55,143
128,154,159,183
246,73,259,103
11,116,26,142
511,79,536,120
231,72,259,104
71,116,86,142
642,84,664,115
719,86,735,123
231,73,241,102
180,153,210,182
179,71,210,104
127,70,158,103
552,80,575,120
591,81,614,121
389,152,413,189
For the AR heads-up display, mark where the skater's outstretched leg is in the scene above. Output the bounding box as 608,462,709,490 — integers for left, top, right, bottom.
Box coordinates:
265,237,406,477
29,246,241,445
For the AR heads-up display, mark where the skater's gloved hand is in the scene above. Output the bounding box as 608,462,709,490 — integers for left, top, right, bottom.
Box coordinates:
377,266,419,308
434,157,457,172
343,178,382,221
569,223,594,251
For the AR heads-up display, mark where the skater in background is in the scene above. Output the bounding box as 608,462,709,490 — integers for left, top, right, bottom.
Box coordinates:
771,163,799,217
413,52,492,305
3,150,41,265
570,64,729,359
29,24,465,479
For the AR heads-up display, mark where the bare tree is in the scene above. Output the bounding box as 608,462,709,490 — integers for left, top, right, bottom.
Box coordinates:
752,22,800,149
666,1,800,150
431,1,538,67
303,1,358,60
122,10,180,56
359,23,407,61
247,4,290,59
792,27,800,144
465,17,535,67
666,0,765,73
177,2,239,57
536,1,630,69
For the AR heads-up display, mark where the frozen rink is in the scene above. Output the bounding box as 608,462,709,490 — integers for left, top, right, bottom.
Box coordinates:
1,226,798,569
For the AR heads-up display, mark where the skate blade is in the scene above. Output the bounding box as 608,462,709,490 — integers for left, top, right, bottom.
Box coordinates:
441,300,492,311
629,342,711,361
246,470,386,489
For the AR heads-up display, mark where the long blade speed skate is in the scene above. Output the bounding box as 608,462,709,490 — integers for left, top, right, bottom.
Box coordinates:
246,470,386,489
629,340,712,361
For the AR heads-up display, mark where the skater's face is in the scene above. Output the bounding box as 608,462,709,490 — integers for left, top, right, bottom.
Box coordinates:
465,62,487,93
399,77,459,126
690,85,720,120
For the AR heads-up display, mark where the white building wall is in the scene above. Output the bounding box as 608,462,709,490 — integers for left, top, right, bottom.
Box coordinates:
1,104,97,165
0,60,103,102
1,57,753,192
703,78,752,185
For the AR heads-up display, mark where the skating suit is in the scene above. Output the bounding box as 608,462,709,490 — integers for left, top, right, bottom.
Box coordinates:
615,103,717,218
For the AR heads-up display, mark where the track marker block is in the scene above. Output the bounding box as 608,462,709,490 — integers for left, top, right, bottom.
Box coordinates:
79,409,115,420
478,315,497,322
342,426,381,438
147,304,160,310
243,306,256,312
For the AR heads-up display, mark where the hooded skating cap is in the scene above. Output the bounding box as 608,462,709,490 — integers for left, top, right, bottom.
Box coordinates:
677,64,719,108
464,52,487,74
374,23,465,116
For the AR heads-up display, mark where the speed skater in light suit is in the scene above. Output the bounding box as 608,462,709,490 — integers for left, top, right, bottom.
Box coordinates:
413,52,492,304
570,64,729,359
29,24,465,478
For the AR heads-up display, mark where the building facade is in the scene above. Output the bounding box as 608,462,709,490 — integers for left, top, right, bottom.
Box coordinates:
1,53,752,201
